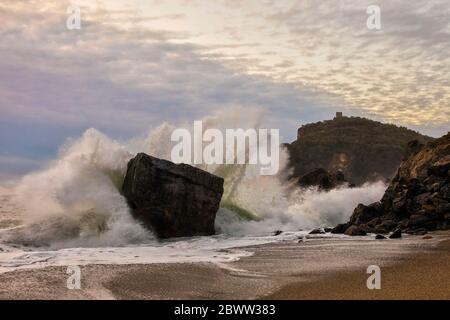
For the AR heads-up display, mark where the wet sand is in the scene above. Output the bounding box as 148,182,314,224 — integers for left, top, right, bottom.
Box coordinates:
265,238,450,300
0,232,449,300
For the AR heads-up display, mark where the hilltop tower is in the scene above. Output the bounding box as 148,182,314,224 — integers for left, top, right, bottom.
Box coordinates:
335,112,343,119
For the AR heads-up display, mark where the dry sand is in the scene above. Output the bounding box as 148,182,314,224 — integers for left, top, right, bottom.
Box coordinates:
0,232,449,300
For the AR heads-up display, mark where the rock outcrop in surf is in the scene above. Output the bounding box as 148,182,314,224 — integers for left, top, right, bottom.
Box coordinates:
334,133,450,235
122,153,224,238
298,168,349,191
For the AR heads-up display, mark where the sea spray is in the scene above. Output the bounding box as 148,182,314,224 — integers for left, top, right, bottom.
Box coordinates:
4,129,152,248
216,182,387,236
0,107,387,249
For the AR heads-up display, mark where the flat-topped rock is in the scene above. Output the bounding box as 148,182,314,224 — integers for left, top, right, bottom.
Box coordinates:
122,153,224,238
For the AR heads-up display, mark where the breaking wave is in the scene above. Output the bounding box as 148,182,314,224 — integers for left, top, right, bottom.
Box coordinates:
0,107,386,249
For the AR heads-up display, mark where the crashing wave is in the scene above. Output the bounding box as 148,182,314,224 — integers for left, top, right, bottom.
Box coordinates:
0,107,386,248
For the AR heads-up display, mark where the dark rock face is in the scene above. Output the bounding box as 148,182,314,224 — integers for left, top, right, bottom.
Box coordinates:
349,203,382,225
337,133,450,236
389,229,402,239
298,168,347,191
331,223,348,234
309,228,326,234
122,153,224,238
404,140,424,160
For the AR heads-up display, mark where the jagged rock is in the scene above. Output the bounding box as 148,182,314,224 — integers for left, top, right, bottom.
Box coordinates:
404,140,424,160
344,225,367,236
335,133,450,234
367,218,381,228
389,229,402,239
349,202,383,225
407,214,438,229
273,230,283,236
441,185,450,199
373,220,398,234
375,234,386,240
380,220,397,231
331,223,348,234
122,153,224,238
374,225,388,234
428,155,450,177
324,227,333,233
436,202,450,215
309,228,325,234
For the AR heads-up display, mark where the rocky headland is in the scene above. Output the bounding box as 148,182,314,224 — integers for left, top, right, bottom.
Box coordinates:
287,114,432,185
333,132,450,236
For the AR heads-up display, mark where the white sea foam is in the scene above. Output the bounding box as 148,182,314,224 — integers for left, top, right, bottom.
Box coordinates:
0,107,387,270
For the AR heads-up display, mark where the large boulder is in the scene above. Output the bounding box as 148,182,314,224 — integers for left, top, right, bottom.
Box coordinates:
349,202,382,225
122,153,224,238
337,133,450,235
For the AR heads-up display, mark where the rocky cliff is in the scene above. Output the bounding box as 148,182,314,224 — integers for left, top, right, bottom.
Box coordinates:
287,115,432,185
334,132,450,235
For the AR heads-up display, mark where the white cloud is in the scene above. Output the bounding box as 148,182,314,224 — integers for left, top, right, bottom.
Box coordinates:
0,0,449,175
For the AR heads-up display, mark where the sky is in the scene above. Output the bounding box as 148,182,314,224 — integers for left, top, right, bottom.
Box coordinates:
0,0,449,177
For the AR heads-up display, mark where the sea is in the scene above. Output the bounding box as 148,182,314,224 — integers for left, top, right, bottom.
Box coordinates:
0,113,386,273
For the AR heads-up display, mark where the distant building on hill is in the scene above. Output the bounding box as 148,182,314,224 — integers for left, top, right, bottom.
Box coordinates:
290,115,433,185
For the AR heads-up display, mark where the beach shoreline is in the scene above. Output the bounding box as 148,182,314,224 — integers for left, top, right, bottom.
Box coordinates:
0,232,449,300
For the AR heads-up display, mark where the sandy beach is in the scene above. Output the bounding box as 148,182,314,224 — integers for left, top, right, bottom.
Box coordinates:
266,237,450,300
0,232,448,300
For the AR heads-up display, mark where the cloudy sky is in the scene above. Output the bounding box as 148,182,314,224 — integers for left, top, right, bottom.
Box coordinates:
0,0,449,177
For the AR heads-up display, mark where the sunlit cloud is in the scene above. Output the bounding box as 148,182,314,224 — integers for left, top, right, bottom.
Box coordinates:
0,0,448,175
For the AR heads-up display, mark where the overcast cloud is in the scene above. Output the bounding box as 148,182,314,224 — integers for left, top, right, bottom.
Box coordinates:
0,0,448,175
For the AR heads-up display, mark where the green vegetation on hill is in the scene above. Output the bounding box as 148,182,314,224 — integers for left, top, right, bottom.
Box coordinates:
287,116,433,185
